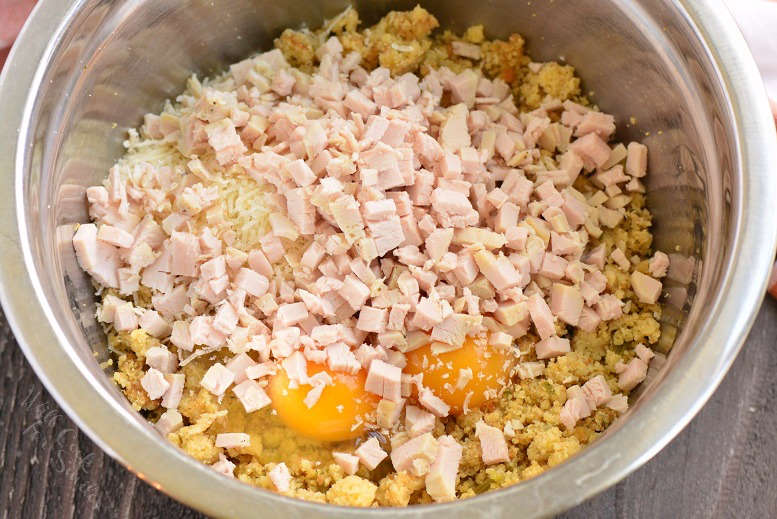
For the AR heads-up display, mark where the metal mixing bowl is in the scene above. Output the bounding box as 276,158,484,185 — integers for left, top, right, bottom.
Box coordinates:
1,0,775,517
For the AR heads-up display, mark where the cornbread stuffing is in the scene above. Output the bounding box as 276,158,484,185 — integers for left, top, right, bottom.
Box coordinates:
72,5,669,507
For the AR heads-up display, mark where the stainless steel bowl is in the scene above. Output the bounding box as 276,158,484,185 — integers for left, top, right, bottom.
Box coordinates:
1,0,775,517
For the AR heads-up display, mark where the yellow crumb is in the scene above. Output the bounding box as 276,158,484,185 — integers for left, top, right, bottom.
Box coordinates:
326,475,378,507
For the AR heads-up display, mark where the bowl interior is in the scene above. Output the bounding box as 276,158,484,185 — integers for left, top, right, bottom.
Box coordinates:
12,0,745,515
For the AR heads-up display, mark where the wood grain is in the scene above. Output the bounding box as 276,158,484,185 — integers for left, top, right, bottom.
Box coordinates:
1,299,776,518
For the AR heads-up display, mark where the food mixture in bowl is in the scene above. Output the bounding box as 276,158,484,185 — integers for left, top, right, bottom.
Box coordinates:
72,5,669,506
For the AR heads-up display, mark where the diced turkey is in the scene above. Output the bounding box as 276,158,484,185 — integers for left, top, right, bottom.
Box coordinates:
73,224,121,288
425,435,462,502
475,421,510,465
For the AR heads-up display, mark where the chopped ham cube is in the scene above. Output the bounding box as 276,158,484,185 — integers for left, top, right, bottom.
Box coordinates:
332,452,360,475
146,346,177,374
364,199,397,221
626,142,648,177
73,223,120,288
405,405,436,436
569,133,611,170
390,432,439,475
355,344,388,370
97,224,134,248
448,69,479,107
607,394,629,413
549,283,583,326
368,216,405,256
215,433,250,448
310,324,342,345
344,90,376,117
648,251,670,278
356,306,388,333
439,104,471,151
114,302,139,331
276,302,309,327
561,191,589,228
414,134,444,170
516,361,545,380
248,249,274,277
244,362,277,380
139,309,172,338
453,227,506,249
225,352,258,384
271,68,296,96
285,188,316,235
418,388,451,417
156,409,183,436
233,379,272,412
539,253,568,280
234,268,269,297
211,453,236,478
269,463,292,492
377,398,405,428
618,357,649,391
595,294,623,321
200,255,226,280
303,383,326,409
550,232,581,256
168,232,200,277
451,41,481,60
431,313,477,347
611,247,630,270
365,359,402,401
453,251,479,285
635,343,655,363
141,368,170,400
582,375,612,406
408,169,436,205
425,435,462,502
575,111,615,138
535,336,571,359
473,250,520,290
206,119,247,166
326,342,361,374
355,437,388,470
331,194,366,244
411,297,444,330
425,228,454,261
200,363,235,396
190,315,226,348
431,188,477,227
494,202,519,232
98,295,122,323
170,321,192,351
213,302,238,335
281,350,308,384
300,241,326,271
527,293,556,340
560,389,592,430
387,303,410,331
475,421,510,465
578,306,602,332
286,159,317,187
630,271,662,304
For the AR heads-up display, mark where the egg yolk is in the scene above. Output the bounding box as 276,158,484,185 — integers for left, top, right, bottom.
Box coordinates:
268,363,378,442
404,335,515,414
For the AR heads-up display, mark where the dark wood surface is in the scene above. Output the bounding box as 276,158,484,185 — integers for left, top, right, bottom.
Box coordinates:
2,298,776,519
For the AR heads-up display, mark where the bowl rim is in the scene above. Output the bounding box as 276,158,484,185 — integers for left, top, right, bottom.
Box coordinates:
1,0,776,517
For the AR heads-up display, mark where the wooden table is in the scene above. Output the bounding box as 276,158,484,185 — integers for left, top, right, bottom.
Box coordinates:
2,298,776,518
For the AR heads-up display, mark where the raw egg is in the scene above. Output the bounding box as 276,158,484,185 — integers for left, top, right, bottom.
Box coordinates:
269,363,378,442
404,334,515,414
